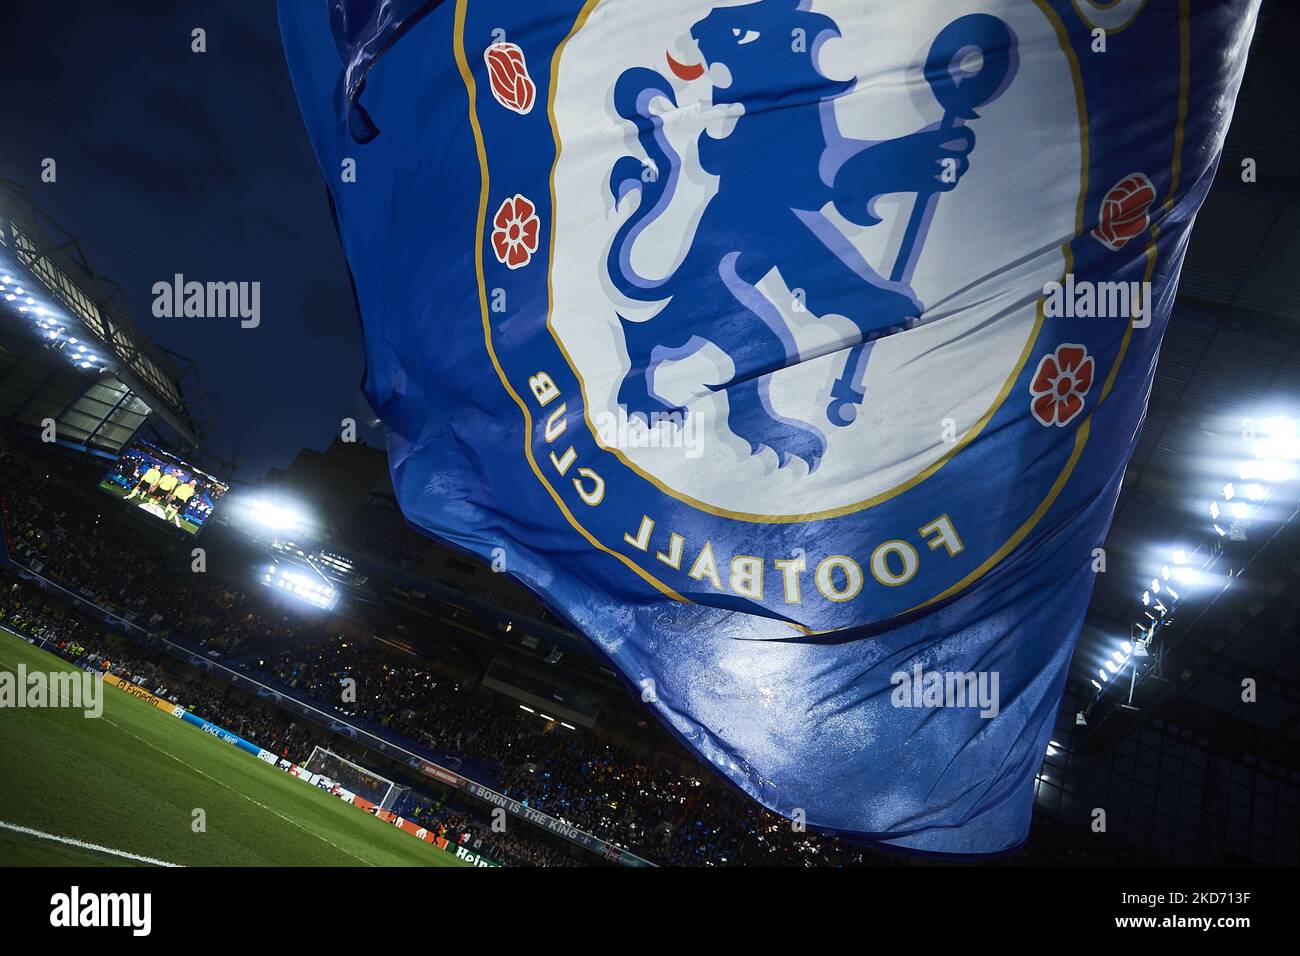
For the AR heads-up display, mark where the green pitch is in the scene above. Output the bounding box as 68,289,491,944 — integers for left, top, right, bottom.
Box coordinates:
0,630,468,867
95,482,202,534
96,480,131,498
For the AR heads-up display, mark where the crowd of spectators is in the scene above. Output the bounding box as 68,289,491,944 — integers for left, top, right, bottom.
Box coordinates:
403,802,579,868
343,498,433,574
258,642,548,767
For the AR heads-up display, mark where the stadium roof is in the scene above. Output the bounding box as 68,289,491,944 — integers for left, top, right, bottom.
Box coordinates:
0,176,207,450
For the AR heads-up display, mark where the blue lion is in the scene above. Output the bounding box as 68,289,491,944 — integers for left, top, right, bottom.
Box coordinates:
607,0,986,472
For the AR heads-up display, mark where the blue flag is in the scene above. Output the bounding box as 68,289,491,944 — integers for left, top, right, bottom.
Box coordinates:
280,0,1258,853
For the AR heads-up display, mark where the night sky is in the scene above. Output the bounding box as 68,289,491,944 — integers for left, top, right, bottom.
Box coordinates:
1,1,384,479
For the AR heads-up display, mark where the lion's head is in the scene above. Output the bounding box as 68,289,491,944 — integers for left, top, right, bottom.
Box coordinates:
666,0,849,106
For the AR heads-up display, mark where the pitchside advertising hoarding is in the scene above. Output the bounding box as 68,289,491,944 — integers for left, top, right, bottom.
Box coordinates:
98,441,229,535
281,0,1259,853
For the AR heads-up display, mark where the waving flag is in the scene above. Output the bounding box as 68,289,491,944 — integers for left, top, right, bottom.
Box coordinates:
280,0,1258,853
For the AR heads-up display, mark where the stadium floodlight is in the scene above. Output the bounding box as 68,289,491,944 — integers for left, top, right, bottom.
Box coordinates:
1111,651,1125,665
1253,417,1300,461
1208,500,1220,520
1161,565,1170,581
317,551,354,575
261,560,336,609
1244,482,1265,501
1240,459,1295,483
1172,548,1188,565
1213,523,1226,537
1222,481,1235,500
248,499,307,530
1230,501,1248,520
1104,660,1118,674
1255,437,1300,461
1151,578,1161,594
236,496,321,542
1121,641,1132,654
1141,590,1150,606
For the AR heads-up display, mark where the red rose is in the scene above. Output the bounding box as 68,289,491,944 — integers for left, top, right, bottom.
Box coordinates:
491,194,540,269
484,42,536,115
1030,343,1094,427
1092,172,1157,251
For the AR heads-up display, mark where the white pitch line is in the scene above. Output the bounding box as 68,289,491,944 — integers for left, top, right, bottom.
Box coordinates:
0,820,182,867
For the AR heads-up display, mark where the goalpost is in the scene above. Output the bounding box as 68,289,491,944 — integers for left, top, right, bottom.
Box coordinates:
301,746,408,812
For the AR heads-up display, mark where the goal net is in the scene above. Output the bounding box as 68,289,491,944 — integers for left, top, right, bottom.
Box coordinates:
301,747,406,811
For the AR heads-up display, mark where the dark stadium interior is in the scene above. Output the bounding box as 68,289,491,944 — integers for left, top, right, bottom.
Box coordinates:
0,2,1295,872
1061,0,1299,866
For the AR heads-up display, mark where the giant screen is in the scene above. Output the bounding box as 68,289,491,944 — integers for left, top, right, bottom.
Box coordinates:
98,442,229,535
